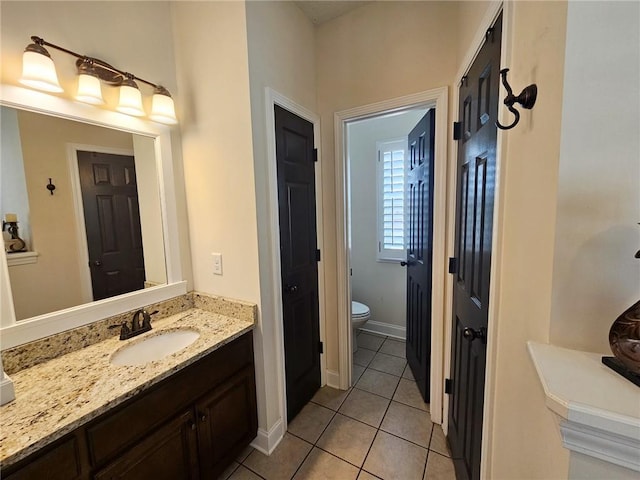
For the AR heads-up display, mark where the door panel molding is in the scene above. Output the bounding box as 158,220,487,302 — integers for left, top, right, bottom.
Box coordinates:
335,87,448,423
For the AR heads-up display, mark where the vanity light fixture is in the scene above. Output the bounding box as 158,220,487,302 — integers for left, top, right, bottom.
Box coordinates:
19,36,178,125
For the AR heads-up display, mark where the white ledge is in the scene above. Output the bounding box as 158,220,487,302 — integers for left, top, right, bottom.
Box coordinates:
6,251,38,267
528,342,640,472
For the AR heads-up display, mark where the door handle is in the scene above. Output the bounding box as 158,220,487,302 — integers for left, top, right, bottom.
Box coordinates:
93,260,103,267
284,284,299,294
462,327,487,343
400,261,413,267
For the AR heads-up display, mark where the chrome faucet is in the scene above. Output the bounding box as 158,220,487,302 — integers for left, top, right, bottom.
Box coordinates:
110,309,158,340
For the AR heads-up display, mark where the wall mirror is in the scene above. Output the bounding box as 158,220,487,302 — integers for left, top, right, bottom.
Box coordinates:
0,85,186,349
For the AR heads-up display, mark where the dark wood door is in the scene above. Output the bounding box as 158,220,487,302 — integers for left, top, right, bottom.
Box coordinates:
447,12,502,480
405,110,436,403
93,410,199,480
196,366,258,479
78,151,145,301
274,105,321,421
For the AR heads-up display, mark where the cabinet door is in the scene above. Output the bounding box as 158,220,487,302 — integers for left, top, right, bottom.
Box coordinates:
93,410,199,480
4,435,84,480
196,366,258,478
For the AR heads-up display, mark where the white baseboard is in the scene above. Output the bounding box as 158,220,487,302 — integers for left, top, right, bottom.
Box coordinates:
326,369,341,389
251,418,284,455
360,320,406,340
0,372,15,406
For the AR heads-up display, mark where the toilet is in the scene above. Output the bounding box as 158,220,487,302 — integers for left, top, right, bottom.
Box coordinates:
351,301,371,353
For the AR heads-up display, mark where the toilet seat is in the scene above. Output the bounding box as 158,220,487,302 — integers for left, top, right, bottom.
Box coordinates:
352,301,370,318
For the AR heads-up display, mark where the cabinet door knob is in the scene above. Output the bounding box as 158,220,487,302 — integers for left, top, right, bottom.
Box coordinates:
200,414,207,422
188,420,196,430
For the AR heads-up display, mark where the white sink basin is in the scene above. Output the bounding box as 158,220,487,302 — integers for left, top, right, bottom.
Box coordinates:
110,329,200,366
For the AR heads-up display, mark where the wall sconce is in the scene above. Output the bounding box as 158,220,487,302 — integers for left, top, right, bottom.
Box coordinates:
19,36,178,125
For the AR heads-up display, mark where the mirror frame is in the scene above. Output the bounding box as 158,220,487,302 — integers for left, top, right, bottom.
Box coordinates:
0,84,187,349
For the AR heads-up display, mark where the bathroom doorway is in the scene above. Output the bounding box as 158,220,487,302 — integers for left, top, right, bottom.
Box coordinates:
346,108,430,390
335,87,449,424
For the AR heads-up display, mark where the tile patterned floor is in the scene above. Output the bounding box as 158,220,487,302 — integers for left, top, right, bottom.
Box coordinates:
219,332,455,480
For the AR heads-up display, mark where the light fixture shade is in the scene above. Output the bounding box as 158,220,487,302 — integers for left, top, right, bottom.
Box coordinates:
116,80,145,117
20,47,63,93
76,73,104,105
150,87,178,125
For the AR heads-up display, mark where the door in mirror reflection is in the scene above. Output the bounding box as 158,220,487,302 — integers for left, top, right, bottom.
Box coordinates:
78,151,145,300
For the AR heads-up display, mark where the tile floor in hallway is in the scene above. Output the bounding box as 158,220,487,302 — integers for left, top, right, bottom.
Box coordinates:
219,332,456,480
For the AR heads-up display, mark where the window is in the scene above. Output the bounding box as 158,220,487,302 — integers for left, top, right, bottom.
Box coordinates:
376,138,407,262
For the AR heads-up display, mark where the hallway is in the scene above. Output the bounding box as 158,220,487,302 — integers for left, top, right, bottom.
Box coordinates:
220,332,455,479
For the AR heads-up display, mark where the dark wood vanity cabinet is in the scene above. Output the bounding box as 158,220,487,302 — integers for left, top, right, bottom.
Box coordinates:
4,331,257,480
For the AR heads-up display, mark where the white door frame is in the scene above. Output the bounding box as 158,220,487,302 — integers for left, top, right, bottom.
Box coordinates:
67,143,135,304
264,88,326,433
444,2,510,479
335,87,448,423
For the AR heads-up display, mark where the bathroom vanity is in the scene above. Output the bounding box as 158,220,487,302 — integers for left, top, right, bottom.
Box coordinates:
0,304,257,480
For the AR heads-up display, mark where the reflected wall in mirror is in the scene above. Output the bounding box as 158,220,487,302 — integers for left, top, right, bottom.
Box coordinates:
0,106,167,320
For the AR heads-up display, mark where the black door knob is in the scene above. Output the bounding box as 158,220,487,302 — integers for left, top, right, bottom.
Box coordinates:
284,285,299,294
462,327,487,343
93,260,103,267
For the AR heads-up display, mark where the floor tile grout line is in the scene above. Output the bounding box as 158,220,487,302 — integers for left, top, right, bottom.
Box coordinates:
287,400,341,479
355,356,406,478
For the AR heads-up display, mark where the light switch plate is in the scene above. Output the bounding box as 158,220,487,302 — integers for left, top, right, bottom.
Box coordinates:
211,253,223,275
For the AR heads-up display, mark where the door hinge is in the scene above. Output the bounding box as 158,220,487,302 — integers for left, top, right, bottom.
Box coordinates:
453,122,462,140
316,249,321,262
319,341,324,354
445,378,453,394
350,268,353,276
313,148,318,162
448,257,457,274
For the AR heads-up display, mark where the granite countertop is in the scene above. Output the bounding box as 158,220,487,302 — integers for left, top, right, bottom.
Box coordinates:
0,308,254,467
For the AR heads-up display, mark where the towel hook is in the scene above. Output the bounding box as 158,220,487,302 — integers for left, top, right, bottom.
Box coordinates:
496,68,537,130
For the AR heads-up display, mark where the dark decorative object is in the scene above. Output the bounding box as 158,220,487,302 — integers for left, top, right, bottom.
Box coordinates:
2,220,27,253
602,234,640,387
496,68,538,130
603,301,640,387
46,178,56,195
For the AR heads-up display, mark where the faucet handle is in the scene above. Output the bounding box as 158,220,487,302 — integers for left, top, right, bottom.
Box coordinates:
141,310,159,330
109,322,131,340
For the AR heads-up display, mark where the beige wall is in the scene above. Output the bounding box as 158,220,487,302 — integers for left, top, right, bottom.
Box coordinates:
487,2,569,478
0,1,178,108
245,0,318,432
348,110,427,331
316,0,459,371
550,0,640,354
172,2,259,305
456,1,493,65
10,110,133,319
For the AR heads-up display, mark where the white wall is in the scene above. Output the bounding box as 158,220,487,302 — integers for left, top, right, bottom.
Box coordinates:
348,109,426,334
550,0,640,354
0,106,31,249
133,135,167,286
